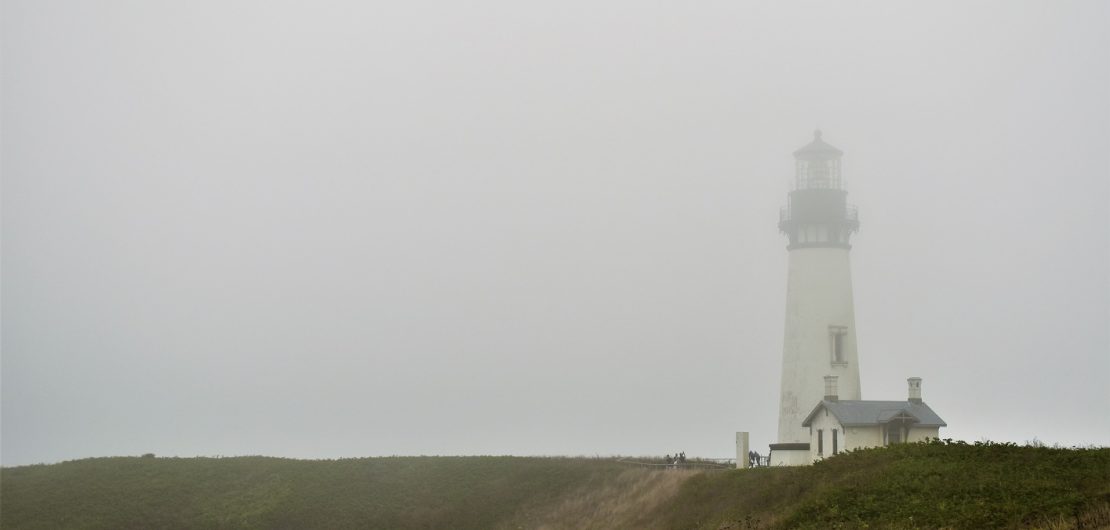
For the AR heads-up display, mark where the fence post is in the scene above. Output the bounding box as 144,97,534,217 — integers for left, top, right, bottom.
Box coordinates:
736,432,749,469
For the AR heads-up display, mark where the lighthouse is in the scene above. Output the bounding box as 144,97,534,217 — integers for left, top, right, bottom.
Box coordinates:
769,131,862,466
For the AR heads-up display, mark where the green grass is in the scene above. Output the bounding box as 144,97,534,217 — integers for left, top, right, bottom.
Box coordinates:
2,440,1108,529
1,456,630,529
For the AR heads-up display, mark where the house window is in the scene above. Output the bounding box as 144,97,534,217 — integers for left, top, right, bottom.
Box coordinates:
832,429,838,455
817,429,824,455
829,326,848,364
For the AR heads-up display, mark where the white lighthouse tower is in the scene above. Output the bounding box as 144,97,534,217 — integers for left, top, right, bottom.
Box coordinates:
770,131,862,466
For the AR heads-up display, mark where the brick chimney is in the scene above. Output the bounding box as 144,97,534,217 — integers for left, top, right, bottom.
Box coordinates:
824,375,839,402
908,377,922,403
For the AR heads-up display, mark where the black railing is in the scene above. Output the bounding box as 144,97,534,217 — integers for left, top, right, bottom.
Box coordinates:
616,458,734,471
617,457,770,470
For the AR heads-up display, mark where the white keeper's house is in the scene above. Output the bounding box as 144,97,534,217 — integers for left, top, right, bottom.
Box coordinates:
800,375,946,462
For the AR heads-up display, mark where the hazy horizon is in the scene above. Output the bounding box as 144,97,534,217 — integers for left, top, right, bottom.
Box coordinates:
3,1,1108,466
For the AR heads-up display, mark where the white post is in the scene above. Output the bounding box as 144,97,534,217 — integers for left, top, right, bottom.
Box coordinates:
735,432,750,469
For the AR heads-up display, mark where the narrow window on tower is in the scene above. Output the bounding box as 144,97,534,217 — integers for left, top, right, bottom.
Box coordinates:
829,326,848,364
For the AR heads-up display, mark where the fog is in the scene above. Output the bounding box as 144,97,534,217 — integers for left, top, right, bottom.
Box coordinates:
3,1,1108,466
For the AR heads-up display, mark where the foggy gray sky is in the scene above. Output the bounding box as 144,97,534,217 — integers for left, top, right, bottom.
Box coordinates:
3,1,1108,466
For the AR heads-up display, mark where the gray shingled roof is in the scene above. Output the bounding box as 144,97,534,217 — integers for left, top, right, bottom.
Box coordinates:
793,130,844,157
801,400,947,428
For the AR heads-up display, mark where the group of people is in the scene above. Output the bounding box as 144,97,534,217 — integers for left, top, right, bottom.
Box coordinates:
660,451,765,467
664,452,687,466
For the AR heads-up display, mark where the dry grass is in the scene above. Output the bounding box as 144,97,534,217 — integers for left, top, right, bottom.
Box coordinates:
497,467,702,530
1035,502,1110,530
711,513,782,530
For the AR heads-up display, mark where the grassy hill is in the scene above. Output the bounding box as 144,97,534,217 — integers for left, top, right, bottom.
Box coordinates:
2,440,1107,529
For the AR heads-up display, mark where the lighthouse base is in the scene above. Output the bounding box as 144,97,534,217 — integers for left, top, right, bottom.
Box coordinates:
769,443,811,466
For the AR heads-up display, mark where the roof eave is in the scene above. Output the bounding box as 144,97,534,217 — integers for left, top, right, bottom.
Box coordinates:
840,422,948,428
800,401,832,427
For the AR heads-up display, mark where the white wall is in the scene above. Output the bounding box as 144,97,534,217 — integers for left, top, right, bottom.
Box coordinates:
906,426,940,443
845,425,883,451
846,424,939,450
769,448,811,467
807,406,846,463
778,247,862,444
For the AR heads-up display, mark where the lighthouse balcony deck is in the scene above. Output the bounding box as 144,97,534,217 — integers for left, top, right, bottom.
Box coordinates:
779,204,859,230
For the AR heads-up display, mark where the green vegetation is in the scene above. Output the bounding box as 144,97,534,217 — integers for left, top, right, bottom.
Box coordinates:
2,440,1107,529
654,439,1110,529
